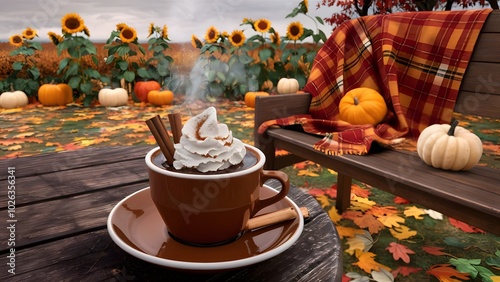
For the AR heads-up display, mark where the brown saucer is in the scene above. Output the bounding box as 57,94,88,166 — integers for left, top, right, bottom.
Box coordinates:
107,185,303,271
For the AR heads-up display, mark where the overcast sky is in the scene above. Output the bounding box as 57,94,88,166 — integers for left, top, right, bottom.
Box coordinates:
0,0,338,42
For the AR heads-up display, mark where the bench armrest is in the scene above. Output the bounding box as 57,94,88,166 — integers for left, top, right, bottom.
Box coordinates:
253,93,312,168
254,93,312,130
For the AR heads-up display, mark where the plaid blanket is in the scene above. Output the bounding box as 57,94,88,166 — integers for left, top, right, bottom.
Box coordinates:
258,9,492,155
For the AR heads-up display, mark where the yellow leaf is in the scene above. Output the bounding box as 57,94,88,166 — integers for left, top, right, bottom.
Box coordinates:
404,206,426,220
46,126,62,131
353,195,376,206
45,142,61,147
75,137,110,146
353,252,391,273
0,108,24,114
14,132,35,138
350,195,376,212
346,236,366,255
335,226,364,239
328,206,341,224
327,169,337,175
108,113,136,120
315,194,330,208
5,145,22,151
65,114,95,121
390,225,418,240
377,214,405,228
297,169,319,177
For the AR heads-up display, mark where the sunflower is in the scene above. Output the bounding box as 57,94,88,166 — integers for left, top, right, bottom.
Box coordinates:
47,32,63,45
205,26,219,43
241,18,254,27
116,23,127,32
83,26,90,37
119,26,137,43
286,21,304,41
9,34,23,47
270,31,281,46
191,34,203,49
61,13,85,34
22,28,37,40
301,0,309,13
148,23,155,37
229,30,245,47
162,25,168,39
221,31,229,38
254,18,271,33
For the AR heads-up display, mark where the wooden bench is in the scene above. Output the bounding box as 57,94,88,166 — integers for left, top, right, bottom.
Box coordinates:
254,10,500,235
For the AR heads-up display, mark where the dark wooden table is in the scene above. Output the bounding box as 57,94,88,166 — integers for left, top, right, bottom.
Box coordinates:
0,145,342,281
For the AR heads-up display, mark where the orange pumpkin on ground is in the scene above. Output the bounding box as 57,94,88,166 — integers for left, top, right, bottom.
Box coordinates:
245,91,269,108
134,81,161,102
338,87,388,125
38,83,73,106
148,89,174,106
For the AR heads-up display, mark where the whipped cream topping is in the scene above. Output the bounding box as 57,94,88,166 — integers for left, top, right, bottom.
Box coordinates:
173,107,246,172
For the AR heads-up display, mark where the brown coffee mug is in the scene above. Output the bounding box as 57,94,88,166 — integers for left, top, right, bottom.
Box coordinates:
145,144,290,246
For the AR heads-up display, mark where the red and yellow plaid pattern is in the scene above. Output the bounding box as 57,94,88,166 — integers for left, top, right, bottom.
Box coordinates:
258,9,491,155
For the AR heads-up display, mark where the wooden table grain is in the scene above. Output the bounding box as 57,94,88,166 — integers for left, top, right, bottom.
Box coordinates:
0,146,342,281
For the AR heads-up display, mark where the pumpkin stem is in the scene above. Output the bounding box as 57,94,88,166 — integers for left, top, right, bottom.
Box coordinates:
9,83,14,92
353,96,359,105
447,118,459,136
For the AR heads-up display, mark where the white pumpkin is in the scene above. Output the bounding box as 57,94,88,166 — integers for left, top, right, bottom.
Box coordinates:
98,87,129,107
417,120,483,171
277,78,299,94
0,90,29,109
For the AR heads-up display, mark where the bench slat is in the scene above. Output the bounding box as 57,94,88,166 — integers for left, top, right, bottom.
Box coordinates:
266,128,500,235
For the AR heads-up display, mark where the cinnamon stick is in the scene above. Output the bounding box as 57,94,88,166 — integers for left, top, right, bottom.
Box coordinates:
146,116,175,166
153,115,176,157
244,207,309,231
168,113,183,144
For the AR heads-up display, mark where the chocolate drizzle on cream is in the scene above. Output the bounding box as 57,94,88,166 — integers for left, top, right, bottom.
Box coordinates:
172,107,246,172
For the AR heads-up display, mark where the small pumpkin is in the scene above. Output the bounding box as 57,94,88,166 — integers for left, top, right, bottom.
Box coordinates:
338,87,387,125
277,78,299,94
38,83,73,106
0,90,29,109
417,119,483,171
244,91,269,108
134,81,161,102
98,87,129,107
148,89,174,106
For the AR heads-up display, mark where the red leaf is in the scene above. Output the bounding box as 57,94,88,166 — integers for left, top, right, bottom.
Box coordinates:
449,218,485,233
341,273,351,282
427,264,470,281
341,210,364,221
392,266,422,278
394,196,410,204
307,188,325,197
351,183,371,198
325,185,337,198
422,246,448,256
386,242,415,263
354,213,385,234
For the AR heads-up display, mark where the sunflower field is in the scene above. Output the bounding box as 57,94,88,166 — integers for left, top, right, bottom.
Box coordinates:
0,0,326,108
